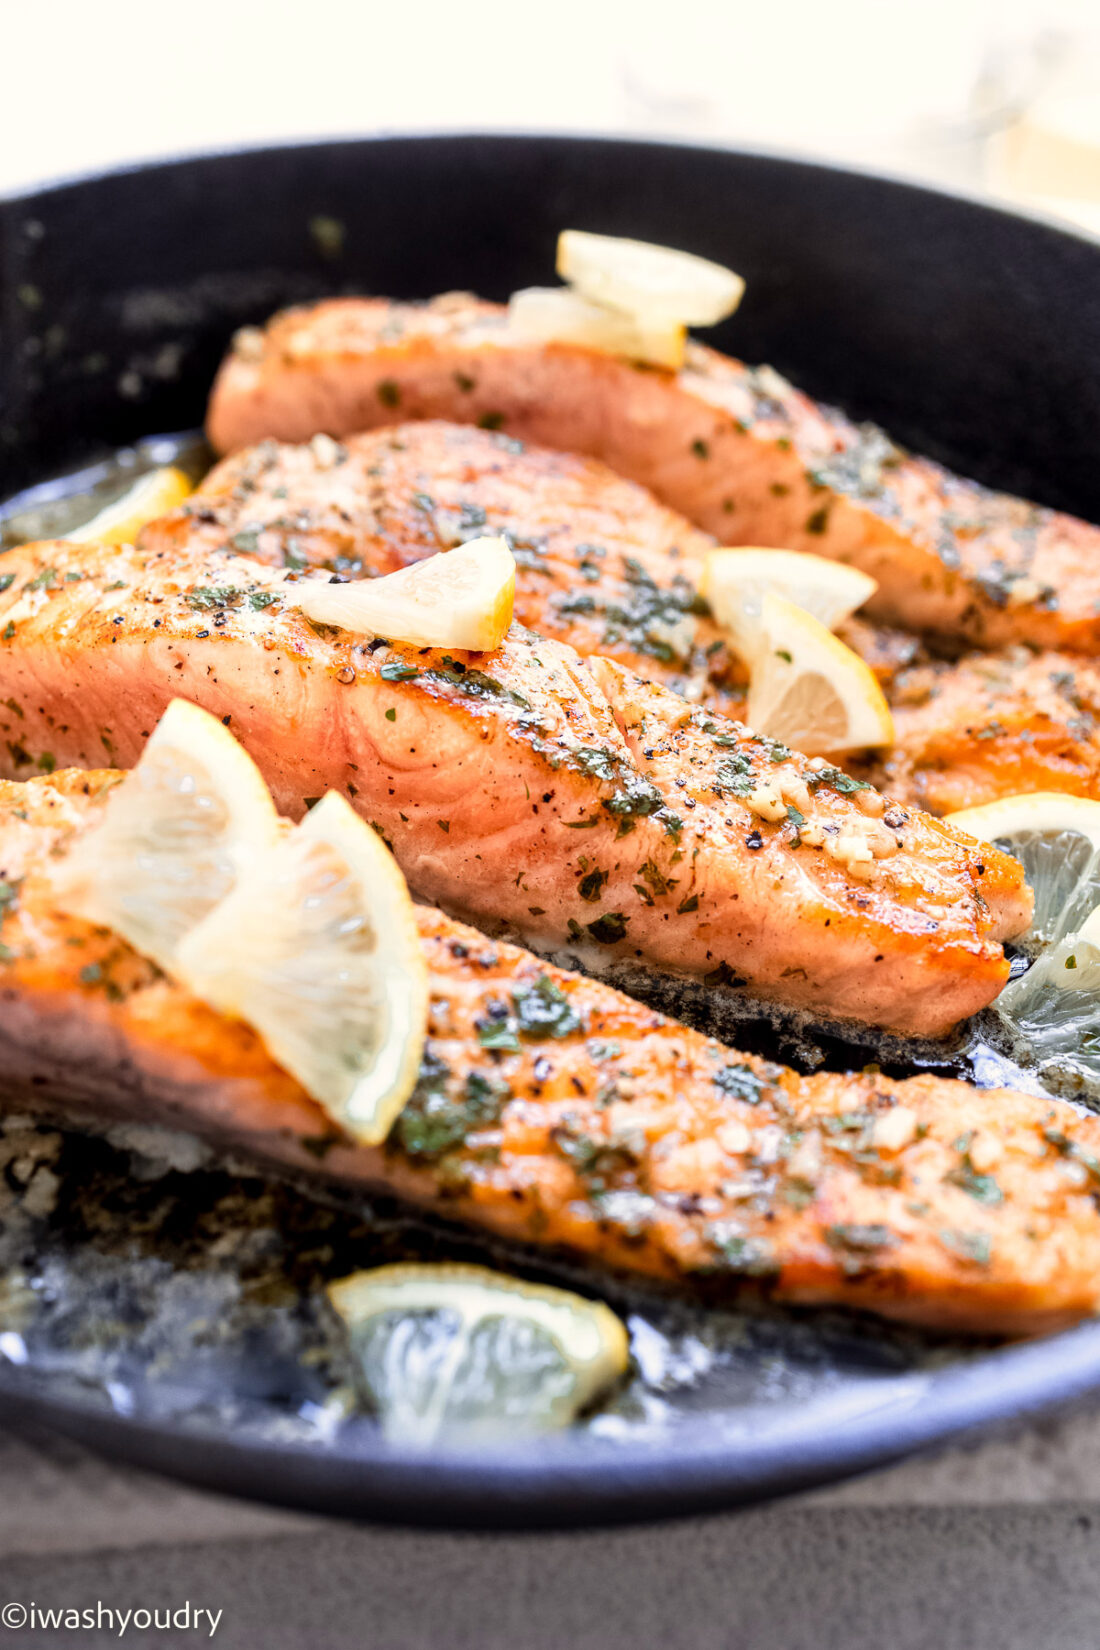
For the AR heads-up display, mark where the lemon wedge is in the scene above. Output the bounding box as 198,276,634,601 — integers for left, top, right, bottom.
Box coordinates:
328,1262,629,1444
296,536,516,652
945,793,1100,951
557,230,745,327
703,548,877,649
945,794,1100,1084
508,287,686,370
51,698,280,972
67,466,192,545
742,592,895,756
175,792,428,1145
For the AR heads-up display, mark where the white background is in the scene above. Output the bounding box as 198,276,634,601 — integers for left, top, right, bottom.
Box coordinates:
2,0,1098,211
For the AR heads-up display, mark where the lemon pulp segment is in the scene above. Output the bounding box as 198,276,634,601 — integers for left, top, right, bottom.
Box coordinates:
175,791,428,1145
743,592,894,756
51,697,280,972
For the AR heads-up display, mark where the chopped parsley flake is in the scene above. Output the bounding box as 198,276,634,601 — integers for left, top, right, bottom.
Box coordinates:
940,1228,992,1267
705,1224,778,1277
396,1055,510,1159
586,912,628,945
379,660,419,682
578,867,609,903
476,1018,522,1053
713,1063,765,1105
512,974,583,1040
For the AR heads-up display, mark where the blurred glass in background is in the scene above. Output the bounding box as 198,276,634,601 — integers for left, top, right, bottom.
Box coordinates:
1,0,1098,232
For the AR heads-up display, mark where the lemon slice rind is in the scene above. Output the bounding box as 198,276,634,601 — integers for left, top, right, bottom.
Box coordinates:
703,547,877,649
945,792,1100,851
296,535,516,652
945,792,1100,951
174,791,428,1145
328,1261,629,1444
743,591,895,756
67,465,192,546
51,697,280,973
557,230,745,326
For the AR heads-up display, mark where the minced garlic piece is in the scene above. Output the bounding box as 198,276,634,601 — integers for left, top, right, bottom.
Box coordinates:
745,782,788,823
872,1106,918,1153
309,432,344,470
799,819,830,849
1006,577,1042,608
786,1134,822,1183
773,767,812,813
744,761,900,878
826,828,875,870
854,788,887,818
717,1120,752,1156
967,1132,1003,1173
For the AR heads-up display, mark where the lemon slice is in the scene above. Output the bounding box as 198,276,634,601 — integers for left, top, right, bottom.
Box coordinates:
703,548,877,649
508,287,686,370
296,536,516,652
945,794,1100,1083
557,230,745,326
991,903,1100,1083
51,698,280,972
742,592,895,756
328,1262,629,1444
945,793,1100,950
175,792,428,1145
66,466,192,545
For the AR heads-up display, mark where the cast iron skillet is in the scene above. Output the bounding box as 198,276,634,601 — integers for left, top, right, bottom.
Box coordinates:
2,134,1100,1529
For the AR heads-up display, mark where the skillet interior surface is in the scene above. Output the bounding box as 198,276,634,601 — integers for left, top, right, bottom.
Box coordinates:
1,133,1100,1528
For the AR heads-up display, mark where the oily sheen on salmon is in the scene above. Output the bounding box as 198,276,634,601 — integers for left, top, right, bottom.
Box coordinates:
0,769,1093,1338
149,421,1100,816
206,295,1100,654
0,535,1028,1037
142,419,913,715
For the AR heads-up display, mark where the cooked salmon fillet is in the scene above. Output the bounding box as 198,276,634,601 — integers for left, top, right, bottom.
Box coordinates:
865,649,1100,816
0,537,1029,1036
0,768,1095,1336
206,295,1100,653
142,421,916,707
